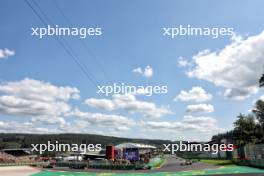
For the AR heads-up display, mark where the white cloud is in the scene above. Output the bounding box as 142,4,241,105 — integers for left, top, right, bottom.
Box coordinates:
141,115,224,134
0,48,15,59
187,31,264,100
0,117,131,135
66,109,134,129
177,56,191,67
223,88,253,100
0,95,70,117
175,86,212,102
186,104,214,114
0,121,59,133
113,126,130,132
0,78,79,125
133,65,153,78
31,116,66,125
85,94,173,118
85,98,115,111
0,78,80,102
181,115,216,125
132,67,143,74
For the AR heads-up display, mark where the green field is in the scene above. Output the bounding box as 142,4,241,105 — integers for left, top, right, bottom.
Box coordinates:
32,166,264,176
147,156,166,169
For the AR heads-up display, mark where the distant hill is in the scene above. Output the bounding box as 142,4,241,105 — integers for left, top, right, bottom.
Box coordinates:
0,133,172,150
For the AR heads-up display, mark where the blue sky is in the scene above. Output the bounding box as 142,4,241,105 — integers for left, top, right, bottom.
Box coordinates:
1,0,264,141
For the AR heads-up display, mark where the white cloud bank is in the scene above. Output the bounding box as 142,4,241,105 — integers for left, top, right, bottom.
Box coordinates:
0,121,59,133
187,31,264,100
85,94,173,118
175,87,212,102
0,48,15,58
0,78,80,125
133,65,153,78
66,109,135,127
141,115,224,134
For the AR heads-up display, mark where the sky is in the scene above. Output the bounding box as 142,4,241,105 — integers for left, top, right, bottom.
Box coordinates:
1,0,264,141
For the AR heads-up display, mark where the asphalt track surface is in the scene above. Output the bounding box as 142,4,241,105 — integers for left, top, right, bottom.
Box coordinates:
154,155,219,172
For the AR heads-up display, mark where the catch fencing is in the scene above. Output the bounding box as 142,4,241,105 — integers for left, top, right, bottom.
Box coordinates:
232,144,264,168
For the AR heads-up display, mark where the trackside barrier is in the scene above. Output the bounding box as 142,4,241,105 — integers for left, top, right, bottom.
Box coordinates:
0,162,48,167
232,158,264,168
55,161,145,170
232,144,264,168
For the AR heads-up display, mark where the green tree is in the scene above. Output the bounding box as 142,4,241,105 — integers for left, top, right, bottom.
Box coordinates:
0,142,21,149
252,100,264,143
259,74,264,87
233,114,257,146
253,100,264,125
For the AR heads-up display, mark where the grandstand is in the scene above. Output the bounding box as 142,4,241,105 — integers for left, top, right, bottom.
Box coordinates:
0,149,36,163
0,151,17,163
